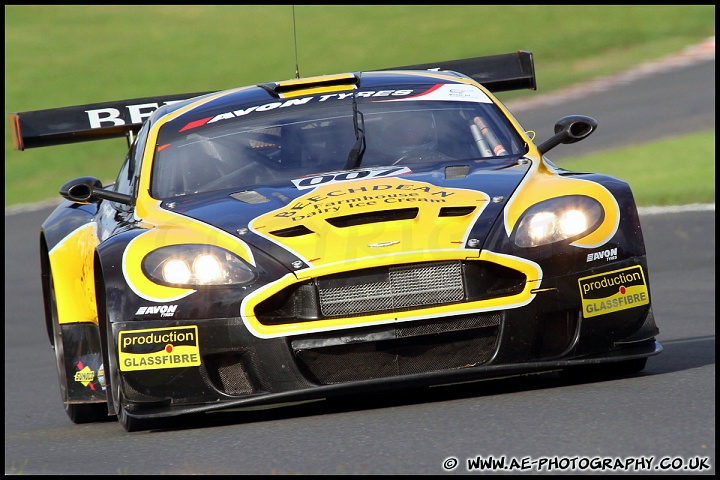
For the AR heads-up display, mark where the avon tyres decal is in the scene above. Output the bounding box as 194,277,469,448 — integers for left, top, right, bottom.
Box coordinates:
586,247,618,263
579,266,649,318
118,326,200,372
180,89,415,132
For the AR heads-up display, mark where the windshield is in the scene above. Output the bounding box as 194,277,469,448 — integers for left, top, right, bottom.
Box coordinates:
150,93,525,198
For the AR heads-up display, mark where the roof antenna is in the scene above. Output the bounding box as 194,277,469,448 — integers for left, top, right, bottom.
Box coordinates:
292,5,300,79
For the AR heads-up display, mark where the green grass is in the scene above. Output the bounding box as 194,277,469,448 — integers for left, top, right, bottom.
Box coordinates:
556,130,716,206
4,5,715,207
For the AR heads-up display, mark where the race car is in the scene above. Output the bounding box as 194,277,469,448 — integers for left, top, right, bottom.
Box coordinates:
9,51,661,432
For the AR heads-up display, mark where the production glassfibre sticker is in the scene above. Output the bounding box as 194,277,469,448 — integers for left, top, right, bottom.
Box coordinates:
118,326,200,372
578,265,649,318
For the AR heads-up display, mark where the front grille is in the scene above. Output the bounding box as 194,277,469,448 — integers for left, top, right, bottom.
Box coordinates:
201,353,255,395
255,260,526,325
292,313,501,385
318,262,464,316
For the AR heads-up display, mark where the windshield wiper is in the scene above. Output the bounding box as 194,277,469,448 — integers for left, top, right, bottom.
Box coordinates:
343,81,366,170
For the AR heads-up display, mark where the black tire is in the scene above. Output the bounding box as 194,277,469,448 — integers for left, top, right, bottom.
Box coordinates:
48,272,109,423
114,381,145,432
100,295,148,432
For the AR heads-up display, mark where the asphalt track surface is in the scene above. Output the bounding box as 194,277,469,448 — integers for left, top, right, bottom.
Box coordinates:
5,46,715,475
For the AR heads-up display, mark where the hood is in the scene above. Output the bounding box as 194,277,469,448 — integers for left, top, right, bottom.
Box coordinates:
166,162,530,268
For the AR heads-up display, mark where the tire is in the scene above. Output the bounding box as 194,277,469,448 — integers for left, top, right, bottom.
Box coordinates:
100,293,148,432
114,380,145,432
48,272,108,423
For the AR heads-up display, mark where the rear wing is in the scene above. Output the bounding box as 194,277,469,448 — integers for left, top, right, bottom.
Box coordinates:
9,51,535,150
8,92,212,151
383,50,536,93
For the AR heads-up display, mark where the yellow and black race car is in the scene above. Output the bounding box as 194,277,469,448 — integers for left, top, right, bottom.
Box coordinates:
9,51,661,431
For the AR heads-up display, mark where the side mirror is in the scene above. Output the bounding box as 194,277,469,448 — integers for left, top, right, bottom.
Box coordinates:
537,115,598,155
59,176,134,206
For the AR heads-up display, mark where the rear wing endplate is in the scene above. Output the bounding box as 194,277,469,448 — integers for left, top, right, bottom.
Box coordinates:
8,92,212,150
383,50,536,93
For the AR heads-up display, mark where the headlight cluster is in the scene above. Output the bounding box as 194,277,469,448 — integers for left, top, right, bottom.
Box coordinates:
142,245,256,287
513,196,604,247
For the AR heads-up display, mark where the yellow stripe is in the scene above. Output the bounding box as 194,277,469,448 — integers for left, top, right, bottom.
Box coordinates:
279,84,354,98
121,202,257,302
49,224,99,325
462,81,621,248
273,73,356,87
504,159,620,248
125,92,257,301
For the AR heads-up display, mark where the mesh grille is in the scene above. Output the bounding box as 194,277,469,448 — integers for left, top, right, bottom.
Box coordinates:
293,313,501,385
319,262,464,316
201,353,255,396
230,190,270,204
396,313,501,337
295,327,499,385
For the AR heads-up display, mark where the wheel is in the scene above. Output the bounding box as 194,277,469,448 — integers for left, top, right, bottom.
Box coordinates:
114,379,145,432
100,298,148,432
48,272,108,423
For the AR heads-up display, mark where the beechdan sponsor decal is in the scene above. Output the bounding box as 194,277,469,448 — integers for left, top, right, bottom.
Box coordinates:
274,177,460,223
578,266,649,318
118,326,200,371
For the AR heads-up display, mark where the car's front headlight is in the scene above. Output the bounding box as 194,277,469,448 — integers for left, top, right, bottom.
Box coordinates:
142,245,256,287
512,195,604,247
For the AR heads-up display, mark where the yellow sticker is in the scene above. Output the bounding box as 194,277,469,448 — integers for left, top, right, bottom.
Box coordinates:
74,366,95,386
118,326,200,371
578,266,649,318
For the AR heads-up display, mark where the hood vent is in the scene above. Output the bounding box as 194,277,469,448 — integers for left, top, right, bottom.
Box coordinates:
270,225,314,237
269,206,476,237
326,208,419,228
439,206,477,217
445,165,470,180
231,190,270,204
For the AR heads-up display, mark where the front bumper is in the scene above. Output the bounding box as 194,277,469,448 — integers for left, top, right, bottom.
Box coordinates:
112,289,660,421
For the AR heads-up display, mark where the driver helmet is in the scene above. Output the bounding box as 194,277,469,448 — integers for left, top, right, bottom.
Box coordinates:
375,111,438,157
